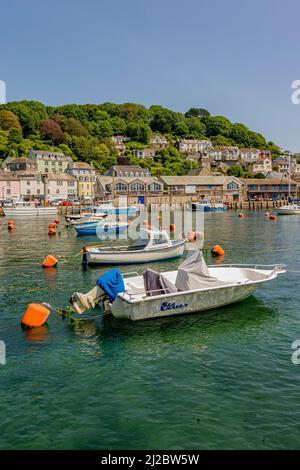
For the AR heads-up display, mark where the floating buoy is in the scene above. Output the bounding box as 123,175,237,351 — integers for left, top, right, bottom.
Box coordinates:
8,221,14,230
8,220,14,225
21,303,50,328
170,223,176,233
238,213,244,218
211,244,225,256
54,219,60,225
48,228,56,236
42,255,58,268
265,212,270,217
269,214,277,221
49,222,56,229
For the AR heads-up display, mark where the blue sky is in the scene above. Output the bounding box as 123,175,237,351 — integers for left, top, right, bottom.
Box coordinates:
1,0,300,150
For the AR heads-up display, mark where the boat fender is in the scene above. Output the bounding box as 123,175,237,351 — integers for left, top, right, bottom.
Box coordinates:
211,245,225,256
21,303,50,329
170,224,176,233
42,255,58,268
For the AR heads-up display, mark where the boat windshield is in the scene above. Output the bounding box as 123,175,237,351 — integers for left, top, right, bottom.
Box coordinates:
128,234,150,251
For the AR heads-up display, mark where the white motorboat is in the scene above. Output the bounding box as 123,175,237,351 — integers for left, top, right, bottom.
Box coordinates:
84,228,186,264
276,204,300,215
69,253,286,321
3,201,57,217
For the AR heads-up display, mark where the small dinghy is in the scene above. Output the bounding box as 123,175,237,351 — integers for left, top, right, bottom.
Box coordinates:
83,228,186,264
276,204,300,215
65,212,107,226
69,250,286,321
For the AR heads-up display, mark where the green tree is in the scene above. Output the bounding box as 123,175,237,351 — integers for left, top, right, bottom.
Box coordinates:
185,107,210,118
0,110,21,131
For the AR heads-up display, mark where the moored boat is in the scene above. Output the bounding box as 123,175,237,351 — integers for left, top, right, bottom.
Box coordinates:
75,219,129,236
276,204,300,215
3,201,57,217
189,202,226,212
84,228,186,264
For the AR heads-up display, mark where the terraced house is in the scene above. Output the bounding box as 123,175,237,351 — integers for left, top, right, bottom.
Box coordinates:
66,162,96,199
28,150,72,173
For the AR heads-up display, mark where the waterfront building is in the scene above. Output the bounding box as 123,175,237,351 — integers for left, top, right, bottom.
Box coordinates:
47,173,77,200
28,150,72,174
177,139,212,153
0,172,20,201
67,162,96,199
242,178,297,200
95,176,163,200
159,175,245,202
105,165,151,177
239,148,261,161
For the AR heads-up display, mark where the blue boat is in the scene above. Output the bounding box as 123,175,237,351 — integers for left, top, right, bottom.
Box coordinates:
75,220,129,236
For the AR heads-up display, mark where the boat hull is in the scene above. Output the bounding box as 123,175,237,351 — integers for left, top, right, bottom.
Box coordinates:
76,224,129,236
86,241,185,264
3,207,57,216
110,282,260,321
277,209,300,215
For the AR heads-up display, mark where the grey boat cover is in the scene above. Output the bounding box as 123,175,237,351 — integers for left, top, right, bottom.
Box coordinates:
143,269,178,297
175,250,226,291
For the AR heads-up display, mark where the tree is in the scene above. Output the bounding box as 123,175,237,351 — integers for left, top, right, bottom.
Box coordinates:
230,123,251,147
8,127,22,144
202,116,232,137
186,117,206,138
41,119,65,144
65,117,87,136
185,107,210,118
0,110,21,131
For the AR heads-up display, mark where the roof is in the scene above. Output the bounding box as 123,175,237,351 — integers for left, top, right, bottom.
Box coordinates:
29,150,65,156
159,175,243,185
46,173,76,181
97,176,160,184
68,162,92,169
0,172,19,181
7,157,36,165
111,165,147,172
241,178,297,184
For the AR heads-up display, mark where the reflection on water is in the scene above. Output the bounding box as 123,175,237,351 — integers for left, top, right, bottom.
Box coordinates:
0,212,300,450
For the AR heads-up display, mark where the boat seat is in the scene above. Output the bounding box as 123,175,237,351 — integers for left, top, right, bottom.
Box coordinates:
126,282,145,295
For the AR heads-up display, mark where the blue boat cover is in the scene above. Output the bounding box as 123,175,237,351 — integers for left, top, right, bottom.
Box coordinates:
96,269,125,301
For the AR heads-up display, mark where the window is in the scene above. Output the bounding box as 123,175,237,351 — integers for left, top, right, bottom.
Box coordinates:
148,182,161,191
27,181,30,185
68,181,74,186
6,189,10,195
27,190,30,195
56,189,60,194
227,181,238,190
115,182,127,192
57,181,63,186
37,189,40,195
6,181,11,187
131,182,145,192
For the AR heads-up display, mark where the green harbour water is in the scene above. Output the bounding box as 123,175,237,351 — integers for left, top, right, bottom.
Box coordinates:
0,211,299,450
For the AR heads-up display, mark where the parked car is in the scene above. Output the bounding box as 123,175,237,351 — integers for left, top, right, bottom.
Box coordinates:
61,200,72,206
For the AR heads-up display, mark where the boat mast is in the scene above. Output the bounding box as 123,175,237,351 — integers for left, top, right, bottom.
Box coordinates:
288,152,291,201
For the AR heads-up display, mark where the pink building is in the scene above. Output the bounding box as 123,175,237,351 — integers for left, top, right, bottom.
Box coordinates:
0,172,20,201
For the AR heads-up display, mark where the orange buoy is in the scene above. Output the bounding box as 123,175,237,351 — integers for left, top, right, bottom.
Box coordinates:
269,214,277,221
238,213,244,218
42,255,58,268
8,220,14,225
49,222,56,229
21,303,50,328
48,228,56,236
54,219,60,225
170,223,176,233
8,222,14,230
211,244,225,256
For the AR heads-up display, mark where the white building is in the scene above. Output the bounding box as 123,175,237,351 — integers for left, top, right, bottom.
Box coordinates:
149,135,169,148
252,157,273,174
133,147,156,159
177,139,212,153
